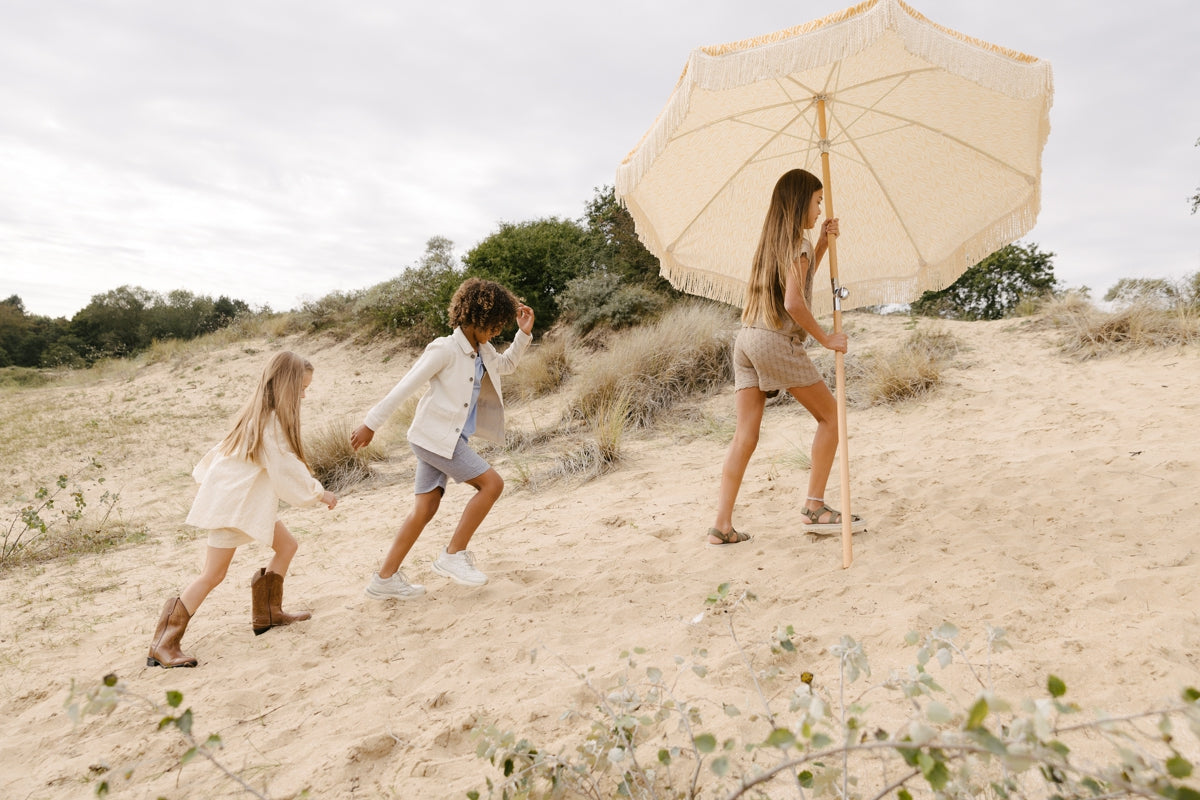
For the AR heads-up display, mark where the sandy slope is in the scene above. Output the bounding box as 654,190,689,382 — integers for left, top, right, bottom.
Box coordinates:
1,313,1197,798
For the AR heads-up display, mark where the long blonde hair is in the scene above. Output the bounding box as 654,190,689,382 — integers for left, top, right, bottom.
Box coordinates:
220,351,312,465
742,169,822,328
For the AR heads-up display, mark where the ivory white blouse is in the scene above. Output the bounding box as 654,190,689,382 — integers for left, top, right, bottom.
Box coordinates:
185,416,325,546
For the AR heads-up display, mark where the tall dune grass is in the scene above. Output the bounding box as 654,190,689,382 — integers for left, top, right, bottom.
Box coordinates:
304,420,387,492
1040,293,1200,359
505,335,570,401
815,325,962,407
569,302,737,428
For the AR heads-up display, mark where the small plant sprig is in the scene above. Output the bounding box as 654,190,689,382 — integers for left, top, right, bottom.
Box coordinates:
470,586,1200,800
66,675,270,799
2,457,119,565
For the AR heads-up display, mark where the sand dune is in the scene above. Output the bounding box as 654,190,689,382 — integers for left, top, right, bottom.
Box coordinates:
1,313,1197,798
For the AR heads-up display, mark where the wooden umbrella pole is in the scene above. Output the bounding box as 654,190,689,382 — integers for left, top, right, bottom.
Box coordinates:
816,96,853,568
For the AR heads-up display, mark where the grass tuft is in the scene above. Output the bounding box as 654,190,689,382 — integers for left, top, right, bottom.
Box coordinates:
1041,295,1200,359
815,325,961,407
570,302,736,429
506,335,570,401
304,420,387,493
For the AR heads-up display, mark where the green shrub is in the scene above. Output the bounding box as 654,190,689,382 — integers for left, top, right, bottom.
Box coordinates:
355,237,464,345
911,242,1057,320
293,290,362,336
558,272,666,335
2,459,141,568
0,366,56,388
470,586,1200,800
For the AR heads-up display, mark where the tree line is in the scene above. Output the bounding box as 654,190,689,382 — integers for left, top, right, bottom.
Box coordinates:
3,185,1065,370
0,288,250,368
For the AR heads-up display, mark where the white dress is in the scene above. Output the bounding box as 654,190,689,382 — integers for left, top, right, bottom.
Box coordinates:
185,416,325,548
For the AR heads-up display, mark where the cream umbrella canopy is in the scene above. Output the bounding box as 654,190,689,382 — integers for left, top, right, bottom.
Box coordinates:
615,0,1052,565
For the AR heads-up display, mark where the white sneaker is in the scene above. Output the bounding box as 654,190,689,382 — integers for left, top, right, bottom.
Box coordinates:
365,570,426,600
431,548,488,586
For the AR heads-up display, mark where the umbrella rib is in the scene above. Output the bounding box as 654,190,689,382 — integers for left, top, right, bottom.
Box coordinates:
658,63,1035,260
663,109,805,254
788,69,1036,182
826,100,928,267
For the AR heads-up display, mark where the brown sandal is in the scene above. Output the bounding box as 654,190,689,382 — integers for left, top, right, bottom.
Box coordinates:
707,527,752,547
801,504,865,533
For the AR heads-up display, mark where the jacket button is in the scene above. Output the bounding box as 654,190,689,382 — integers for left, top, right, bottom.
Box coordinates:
463,402,469,407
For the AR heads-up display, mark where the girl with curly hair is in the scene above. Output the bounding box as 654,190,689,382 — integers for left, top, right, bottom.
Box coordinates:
351,278,534,595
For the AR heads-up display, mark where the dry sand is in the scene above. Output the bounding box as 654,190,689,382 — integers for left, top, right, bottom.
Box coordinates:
1,313,1197,798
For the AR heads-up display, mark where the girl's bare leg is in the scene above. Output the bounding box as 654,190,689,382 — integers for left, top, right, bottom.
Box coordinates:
378,490,442,578
711,387,767,543
788,380,841,520
447,468,503,554
265,521,299,576
179,545,238,615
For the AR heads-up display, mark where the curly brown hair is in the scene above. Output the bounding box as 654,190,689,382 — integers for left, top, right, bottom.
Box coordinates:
448,278,519,332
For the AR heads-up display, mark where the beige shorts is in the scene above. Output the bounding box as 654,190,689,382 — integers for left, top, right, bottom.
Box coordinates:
207,527,255,549
733,326,821,393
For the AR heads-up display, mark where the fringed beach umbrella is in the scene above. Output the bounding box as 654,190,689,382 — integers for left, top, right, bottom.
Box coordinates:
616,0,1053,566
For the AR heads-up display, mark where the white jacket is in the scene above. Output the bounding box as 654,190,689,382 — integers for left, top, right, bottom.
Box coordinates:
185,416,325,546
363,327,530,458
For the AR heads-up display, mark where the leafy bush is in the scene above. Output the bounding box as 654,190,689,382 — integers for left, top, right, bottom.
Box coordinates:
1105,271,1200,310
581,185,673,294
463,218,591,331
912,243,1057,320
470,585,1200,800
558,272,666,336
67,678,270,799
355,236,464,344
293,289,363,336
0,366,56,388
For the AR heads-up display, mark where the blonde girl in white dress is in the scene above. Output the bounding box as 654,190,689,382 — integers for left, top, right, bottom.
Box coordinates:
147,351,337,668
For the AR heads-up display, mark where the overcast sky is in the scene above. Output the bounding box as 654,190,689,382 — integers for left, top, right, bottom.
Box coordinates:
2,0,1198,319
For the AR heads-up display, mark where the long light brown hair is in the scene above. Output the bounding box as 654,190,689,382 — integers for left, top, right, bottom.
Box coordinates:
220,351,312,465
742,169,822,328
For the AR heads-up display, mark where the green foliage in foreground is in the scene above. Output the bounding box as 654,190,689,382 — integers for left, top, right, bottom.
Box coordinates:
67,678,271,799
471,585,1200,800
912,242,1058,321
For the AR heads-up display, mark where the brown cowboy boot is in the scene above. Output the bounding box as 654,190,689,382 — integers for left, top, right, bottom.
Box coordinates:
147,597,198,668
251,568,311,635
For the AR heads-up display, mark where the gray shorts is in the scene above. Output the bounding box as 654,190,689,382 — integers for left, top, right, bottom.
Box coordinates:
411,436,490,495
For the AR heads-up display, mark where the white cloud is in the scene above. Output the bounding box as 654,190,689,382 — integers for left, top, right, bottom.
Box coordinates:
1,0,1198,317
